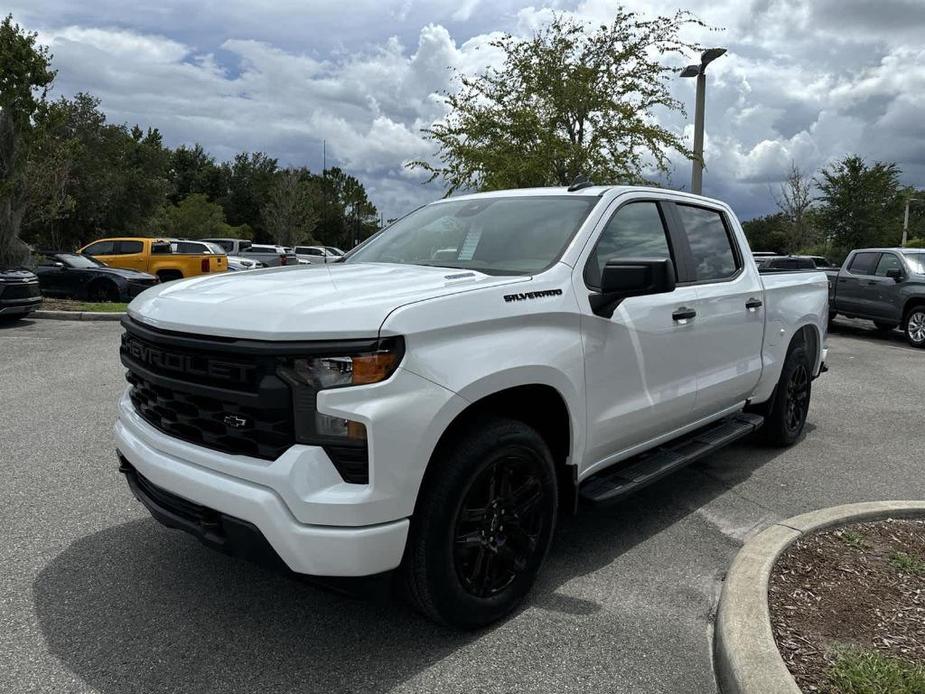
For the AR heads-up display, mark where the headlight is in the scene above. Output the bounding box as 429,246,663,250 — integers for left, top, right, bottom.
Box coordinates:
277,338,404,445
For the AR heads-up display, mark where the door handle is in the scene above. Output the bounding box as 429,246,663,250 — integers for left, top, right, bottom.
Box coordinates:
672,307,697,322
745,298,763,310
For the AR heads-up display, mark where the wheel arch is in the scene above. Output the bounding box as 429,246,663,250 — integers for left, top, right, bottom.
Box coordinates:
902,297,925,325
419,383,578,515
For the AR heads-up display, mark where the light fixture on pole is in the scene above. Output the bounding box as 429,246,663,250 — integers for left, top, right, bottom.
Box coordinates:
681,48,726,195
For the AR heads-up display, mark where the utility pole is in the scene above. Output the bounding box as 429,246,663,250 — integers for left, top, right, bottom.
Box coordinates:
680,48,726,195
902,197,919,247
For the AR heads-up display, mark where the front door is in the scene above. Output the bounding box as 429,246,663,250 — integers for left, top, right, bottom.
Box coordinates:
868,252,904,322
578,198,699,469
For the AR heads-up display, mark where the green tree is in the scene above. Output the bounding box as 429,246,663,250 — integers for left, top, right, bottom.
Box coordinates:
220,151,278,237
816,155,902,255
262,169,321,247
410,11,704,193
0,14,56,266
314,167,379,249
168,144,226,204
147,193,249,239
742,212,789,254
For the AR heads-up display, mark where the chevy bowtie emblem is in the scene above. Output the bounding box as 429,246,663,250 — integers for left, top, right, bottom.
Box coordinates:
224,414,249,429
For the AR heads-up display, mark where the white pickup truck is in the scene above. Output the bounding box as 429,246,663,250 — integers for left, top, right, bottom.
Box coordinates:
115,185,828,628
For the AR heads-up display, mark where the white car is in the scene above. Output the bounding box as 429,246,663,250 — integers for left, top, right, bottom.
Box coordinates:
226,256,264,271
294,245,340,264
116,185,828,628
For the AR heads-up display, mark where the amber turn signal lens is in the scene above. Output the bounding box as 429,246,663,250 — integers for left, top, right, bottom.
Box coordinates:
352,353,399,385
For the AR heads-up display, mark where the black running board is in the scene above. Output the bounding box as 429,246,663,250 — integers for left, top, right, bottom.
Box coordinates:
578,413,764,505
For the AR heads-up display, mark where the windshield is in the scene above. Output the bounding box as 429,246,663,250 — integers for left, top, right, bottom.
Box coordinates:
345,196,598,275
903,252,925,273
62,254,104,269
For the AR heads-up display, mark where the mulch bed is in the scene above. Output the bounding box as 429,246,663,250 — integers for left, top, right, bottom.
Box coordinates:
768,518,925,692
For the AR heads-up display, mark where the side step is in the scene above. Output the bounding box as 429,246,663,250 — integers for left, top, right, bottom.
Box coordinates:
579,413,764,505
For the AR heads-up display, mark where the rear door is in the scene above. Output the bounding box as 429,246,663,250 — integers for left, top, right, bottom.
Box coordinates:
114,240,147,271
578,196,700,465
669,202,765,420
835,252,879,316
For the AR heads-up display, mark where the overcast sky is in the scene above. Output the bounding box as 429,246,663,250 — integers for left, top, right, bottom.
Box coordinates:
12,0,925,221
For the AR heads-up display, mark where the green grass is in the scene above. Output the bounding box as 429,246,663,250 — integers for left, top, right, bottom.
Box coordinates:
75,302,128,313
828,648,925,694
889,551,925,576
837,529,869,550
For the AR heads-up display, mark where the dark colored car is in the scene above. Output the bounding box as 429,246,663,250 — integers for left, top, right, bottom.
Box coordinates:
35,252,159,302
829,248,925,347
0,268,42,320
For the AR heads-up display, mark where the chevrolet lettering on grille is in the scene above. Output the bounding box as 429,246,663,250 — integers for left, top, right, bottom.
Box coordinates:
122,335,256,385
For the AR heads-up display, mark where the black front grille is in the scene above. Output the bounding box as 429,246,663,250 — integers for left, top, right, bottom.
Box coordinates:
121,319,296,460
126,370,293,460
1,283,40,300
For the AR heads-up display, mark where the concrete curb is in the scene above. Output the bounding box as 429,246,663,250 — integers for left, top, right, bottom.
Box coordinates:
32,310,125,322
714,500,925,694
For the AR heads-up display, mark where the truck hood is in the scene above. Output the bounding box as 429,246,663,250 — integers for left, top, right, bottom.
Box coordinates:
127,262,528,339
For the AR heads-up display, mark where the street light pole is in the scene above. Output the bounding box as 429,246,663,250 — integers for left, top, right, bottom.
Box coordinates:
902,198,920,247
681,48,726,196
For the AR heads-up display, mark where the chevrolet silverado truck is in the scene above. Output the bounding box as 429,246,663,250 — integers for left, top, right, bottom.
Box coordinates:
78,237,226,281
827,247,925,347
115,186,828,628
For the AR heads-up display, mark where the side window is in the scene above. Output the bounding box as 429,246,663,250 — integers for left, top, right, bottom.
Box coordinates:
848,252,878,275
307,248,323,256
83,241,114,256
874,253,902,277
212,240,233,253
676,205,739,282
584,201,672,287
174,242,203,254
117,240,143,254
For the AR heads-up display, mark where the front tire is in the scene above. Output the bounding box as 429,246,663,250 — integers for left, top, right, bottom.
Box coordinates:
402,418,558,629
905,307,925,348
759,344,812,447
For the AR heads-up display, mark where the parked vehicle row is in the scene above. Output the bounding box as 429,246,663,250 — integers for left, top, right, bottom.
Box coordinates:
202,238,298,267
115,185,829,628
78,237,226,281
827,248,925,347
293,245,345,264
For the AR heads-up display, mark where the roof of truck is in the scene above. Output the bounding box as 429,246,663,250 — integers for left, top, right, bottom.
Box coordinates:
439,185,726,206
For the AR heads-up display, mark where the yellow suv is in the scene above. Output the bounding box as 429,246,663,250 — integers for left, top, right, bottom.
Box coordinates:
78,237,227,282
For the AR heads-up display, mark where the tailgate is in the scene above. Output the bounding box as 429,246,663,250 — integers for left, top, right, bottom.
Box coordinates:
210,255,227,272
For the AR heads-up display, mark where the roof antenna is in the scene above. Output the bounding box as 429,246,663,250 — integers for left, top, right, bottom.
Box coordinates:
568,174,593,192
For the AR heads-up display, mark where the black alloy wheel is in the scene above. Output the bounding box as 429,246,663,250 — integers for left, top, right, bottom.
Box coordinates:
453,454,546,598
784,361,810,435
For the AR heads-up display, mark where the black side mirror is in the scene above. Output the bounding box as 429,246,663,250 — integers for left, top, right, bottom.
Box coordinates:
590,258,676,318
886,268,904,281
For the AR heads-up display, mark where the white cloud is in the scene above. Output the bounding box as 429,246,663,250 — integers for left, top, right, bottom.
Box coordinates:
15,0,925,221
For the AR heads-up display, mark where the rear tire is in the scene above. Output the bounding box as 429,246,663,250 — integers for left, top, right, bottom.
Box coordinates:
757,344,812,447
401,418,558,629
905,307,925,348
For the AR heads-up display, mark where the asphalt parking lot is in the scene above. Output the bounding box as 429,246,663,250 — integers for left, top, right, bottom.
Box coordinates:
1,317,923,694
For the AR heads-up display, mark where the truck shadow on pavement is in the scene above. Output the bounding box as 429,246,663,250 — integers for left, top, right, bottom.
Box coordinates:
32,439,792,694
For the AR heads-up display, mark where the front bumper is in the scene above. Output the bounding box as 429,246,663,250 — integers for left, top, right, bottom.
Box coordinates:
0,295,42,314
115,411,410,576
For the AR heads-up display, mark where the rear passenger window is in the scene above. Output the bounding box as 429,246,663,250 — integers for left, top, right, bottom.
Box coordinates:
173,242,203,254
585,202,673,287
874,253,902,277
848,252,878,275
83,241,114,255
676,205,739,281
116,240,143,254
